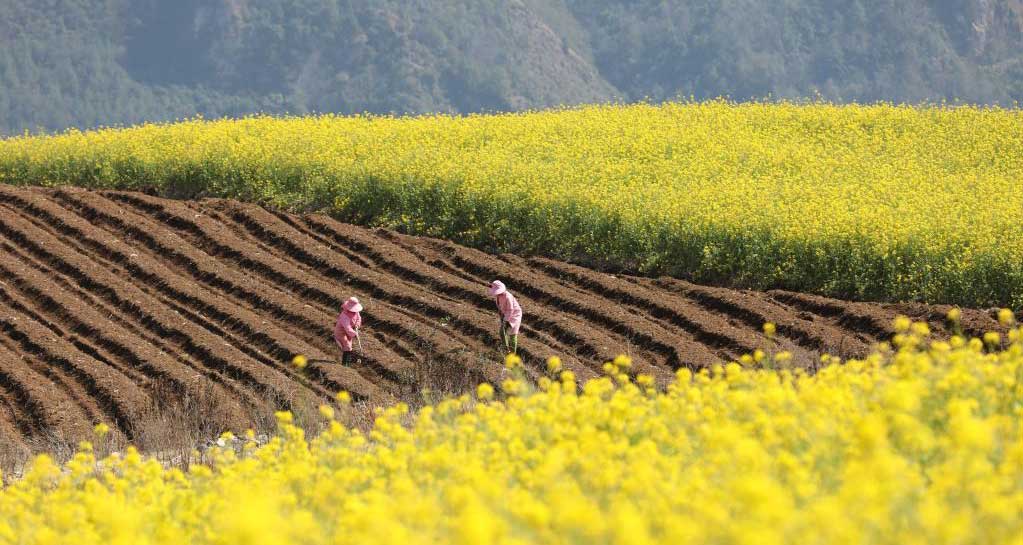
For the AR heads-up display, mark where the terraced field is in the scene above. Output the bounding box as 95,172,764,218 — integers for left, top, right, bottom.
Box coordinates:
0,186,1007,447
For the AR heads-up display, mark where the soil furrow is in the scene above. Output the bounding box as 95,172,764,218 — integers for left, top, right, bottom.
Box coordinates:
0,190,257,394
296,214,561,361
0,342,91,439
0,261,151,389
35,191,349,403
766,291,892,341
649,277,863,361
96,191,411,395
226,206,574,381
0,263,144,433
421,241,716,371
0,185,1008,444
526,257,760,358
0,308,133,436
116,193,486,375
0,200,315,413
301,214,646,375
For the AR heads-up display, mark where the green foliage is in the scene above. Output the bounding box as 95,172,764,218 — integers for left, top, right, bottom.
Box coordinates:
2,0,1023,135
565,0,1022,104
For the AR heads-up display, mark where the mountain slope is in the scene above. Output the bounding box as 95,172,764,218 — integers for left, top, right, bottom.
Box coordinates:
1,0,1022,135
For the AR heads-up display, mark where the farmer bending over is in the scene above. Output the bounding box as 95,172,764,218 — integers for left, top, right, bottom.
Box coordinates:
488,280,522,354
334,296,363,365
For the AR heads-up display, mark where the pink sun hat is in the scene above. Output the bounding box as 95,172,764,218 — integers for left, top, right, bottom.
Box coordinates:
488,280,507,296
342,296,363,312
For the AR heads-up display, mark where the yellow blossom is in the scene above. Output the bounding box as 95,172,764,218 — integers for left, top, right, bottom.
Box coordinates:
318,405,335,420
613,355,632,369
505,353,523,370
0,328,1020,545
5,103,1023,308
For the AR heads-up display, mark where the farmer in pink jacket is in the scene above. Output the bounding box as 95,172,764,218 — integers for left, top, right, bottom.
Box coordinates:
334,296,363,365
488,280,522,354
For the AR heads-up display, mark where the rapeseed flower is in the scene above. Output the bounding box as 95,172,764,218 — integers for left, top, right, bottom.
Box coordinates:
505,353,523,371
6,102,1021,307
0,334,1020,544
318,405,335,420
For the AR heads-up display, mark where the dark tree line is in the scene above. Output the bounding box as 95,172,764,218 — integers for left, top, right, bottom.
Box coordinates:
2,0,1021,135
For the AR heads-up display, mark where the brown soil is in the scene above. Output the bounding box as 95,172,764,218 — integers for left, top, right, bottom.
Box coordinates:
0,185,1009,445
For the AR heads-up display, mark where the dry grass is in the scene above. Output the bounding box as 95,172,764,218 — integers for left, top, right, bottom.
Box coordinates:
0,348,501,475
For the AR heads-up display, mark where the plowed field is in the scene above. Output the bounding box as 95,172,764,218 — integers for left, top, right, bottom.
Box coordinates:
0,186,1007,447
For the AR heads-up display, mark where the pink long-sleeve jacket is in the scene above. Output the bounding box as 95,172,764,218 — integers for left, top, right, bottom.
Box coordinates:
495,291,522,334
334,310,362,352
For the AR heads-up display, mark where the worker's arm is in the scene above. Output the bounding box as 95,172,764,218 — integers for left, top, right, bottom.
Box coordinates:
340,314,359,338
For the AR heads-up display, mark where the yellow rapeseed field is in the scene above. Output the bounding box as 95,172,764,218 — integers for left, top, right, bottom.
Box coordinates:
1,102,1022,306
1,319,1021,545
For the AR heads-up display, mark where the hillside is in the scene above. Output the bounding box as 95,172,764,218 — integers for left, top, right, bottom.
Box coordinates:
3,0,1023,134
0,185,1007,448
